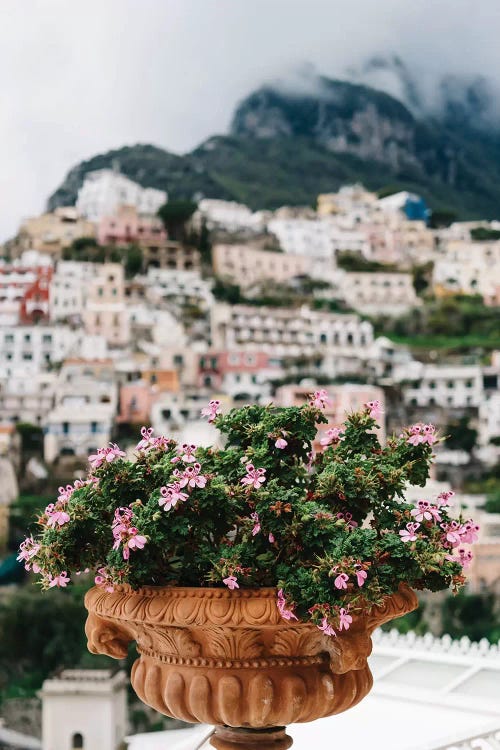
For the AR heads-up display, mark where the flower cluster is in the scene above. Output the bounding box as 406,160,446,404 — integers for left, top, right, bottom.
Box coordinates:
21,397,476,638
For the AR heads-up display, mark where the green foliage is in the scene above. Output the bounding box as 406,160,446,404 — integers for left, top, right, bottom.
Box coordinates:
25,402,472,634
158,201,197,241
412,262,434,295
376,295,500,351
444,417,478,453
484,489,500,514
0,588,90,698
15,422,43,453
336,251,397,273
470,227,500,241
441,591,499,642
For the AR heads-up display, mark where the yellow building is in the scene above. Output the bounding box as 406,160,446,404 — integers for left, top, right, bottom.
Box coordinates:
16,207,96,259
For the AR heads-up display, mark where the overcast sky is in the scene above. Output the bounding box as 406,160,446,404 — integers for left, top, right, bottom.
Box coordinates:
1,0,500,241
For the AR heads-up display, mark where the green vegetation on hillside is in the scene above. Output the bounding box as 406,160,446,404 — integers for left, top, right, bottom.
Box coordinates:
375,295,500,352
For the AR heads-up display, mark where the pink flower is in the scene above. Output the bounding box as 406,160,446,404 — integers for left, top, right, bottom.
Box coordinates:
320,427,345,448
309,389,330,409
446,547,473,569
241,463,266,489
355,569,367,587
268,532,275,543
201,399,221,424
365,400,383,420
277,589,298,621
250,512,261,536
174,462,207,489
411,500,441,523
95,567,115,593
159,483,189,510
440,520,463,546
223,575,239,590
407,423,425,446
399,522,420,542
125,530,147,556
436,491,455,507
57,484,74,504
172,443,197,464
45,506,71,528
136,426,154,451
406,423,437,447
48,571,70,588
460,520,480,544
338,608,353,631
318,617,336,636
17,536,41,571
88,443,126,468
275,437,288,449
334,573,349,590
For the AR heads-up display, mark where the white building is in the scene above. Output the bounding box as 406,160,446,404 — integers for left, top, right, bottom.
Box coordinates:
0,325,76,378
197,199,263,233
477,390,500,465
50,261,97,321
76,169,167,222
398,363,484,409
145,267,213,310
210,303,373,379
433,240,500,305
43,360,117,462
0,372,57,425
41,669,127,750
82,263,130,347
339,270,418,316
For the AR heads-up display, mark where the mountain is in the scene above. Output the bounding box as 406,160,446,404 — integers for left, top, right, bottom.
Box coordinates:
48,70,500,220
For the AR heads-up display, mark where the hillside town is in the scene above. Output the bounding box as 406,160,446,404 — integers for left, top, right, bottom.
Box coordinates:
1,168,500,748
0,169,500,590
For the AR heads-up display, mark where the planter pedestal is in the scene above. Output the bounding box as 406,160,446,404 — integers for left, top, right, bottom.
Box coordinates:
85,584,417,747
211,726,292,750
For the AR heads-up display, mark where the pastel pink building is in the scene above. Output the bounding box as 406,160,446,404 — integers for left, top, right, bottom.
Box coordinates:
97,205,166,247
198,351,281,401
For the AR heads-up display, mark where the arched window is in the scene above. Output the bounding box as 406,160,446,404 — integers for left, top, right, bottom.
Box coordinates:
72,733,84,748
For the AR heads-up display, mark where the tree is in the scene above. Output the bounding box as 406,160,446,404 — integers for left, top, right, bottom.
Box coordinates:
124,245,143,278
444,416,478,453
484,489,500,514
158,201,197,241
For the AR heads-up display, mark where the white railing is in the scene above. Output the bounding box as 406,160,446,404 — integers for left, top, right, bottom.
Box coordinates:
372,629,500,659
431,728,500,749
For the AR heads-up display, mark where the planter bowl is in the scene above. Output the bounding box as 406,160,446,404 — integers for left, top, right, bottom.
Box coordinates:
85,584,416,731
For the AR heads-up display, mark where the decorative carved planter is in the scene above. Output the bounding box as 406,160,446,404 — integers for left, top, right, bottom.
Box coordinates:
85,584,417,749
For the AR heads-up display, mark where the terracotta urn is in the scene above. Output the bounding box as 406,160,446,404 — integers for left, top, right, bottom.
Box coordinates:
85,583,417,750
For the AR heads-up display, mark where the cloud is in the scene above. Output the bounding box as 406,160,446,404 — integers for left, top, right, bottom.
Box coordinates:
1,0,500,240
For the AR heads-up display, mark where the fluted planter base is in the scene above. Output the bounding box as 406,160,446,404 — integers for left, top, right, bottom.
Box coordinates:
85,584,417,744
211,726,293,750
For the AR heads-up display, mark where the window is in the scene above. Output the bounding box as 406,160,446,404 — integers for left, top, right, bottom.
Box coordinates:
320,333,327,344
42,334,52,344
4,334,14,344
98,287,104,297
72,732,84,748
91,422,98,434
447,381,454,389
465,380,473,388
24,333,31,342
63,422,69,434
429,381,436,389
